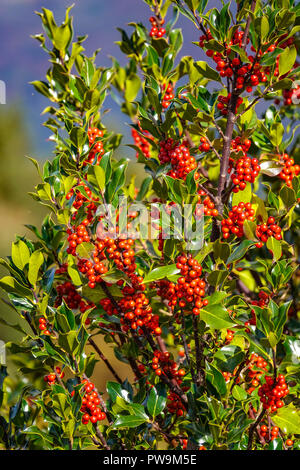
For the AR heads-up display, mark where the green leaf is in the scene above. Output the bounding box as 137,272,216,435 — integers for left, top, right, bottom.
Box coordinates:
107,382,131,402
12,240,30,270
232,182,252,206
75,242,95,259
0,276,33,298
280,185,296,207
254,16,269,42
58,330,80,355
206,363,227,396
125,74,141,102
230,45,251,64
243,219,256,240
232,385,248,401
113,414,148,428
23,426,55,446
147,385,167,418
207,270,228,287
214,345,245,373
260,160,283,177
28,251,44,287
51,393,72,419
94,166,106,192
53,22,73,52
194,61,221,82
106,162,127,203
272,404,300,434
266,237,282,261
269,122,284,147
226,240,255,265
271,78,293,91
136,176,152,201
67,262,82,287
278,46,297,77
200,304,235,330
70,127,86,152
30,81,51,99
143,264,179,283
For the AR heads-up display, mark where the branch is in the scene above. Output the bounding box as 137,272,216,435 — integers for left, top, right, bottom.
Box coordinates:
88,337,123,384
180,309,195,383
192,314,205,387
241,1,257,50
235,86,272,120
249,405,267,447
247,408,266,450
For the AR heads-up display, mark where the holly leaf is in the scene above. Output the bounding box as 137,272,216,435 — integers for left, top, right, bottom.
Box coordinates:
272,404,300,434
147,385,167,418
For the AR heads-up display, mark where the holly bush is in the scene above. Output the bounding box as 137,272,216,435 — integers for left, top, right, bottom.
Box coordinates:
0,0,300,452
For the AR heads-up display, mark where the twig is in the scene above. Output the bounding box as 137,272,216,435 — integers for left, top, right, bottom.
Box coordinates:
88,337,122,384
247,408,266,450
95,426,110,450
241,1,257,50
192,314,205,387
249,405,266,447
272,347,277,383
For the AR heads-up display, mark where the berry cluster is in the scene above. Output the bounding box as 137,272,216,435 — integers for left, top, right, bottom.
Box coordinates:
77,249,108,290
38,316,51,335
131,128,151,159
99,238,139,283
118,290,159,335
282,83,300,106
255,217,281,248
169,254,207,314
80,379,106,425
225,329,235,344
221,202,255,239
245,291,270,331
66,183,99,220
196,189,218,217
158,139,198,180
259,423,281,442
100,274,158,335
151,350,185,379
246,353,269,394
229,155,260,193
85,127,105,166
149,16,166,38
199,136,210,153
199,28,298,98
217,94,243,115
222,371,233,383
200,28,267,91
258,374,289,412
167,391,186,417
54,281,95,313
231,137,251,159
44,367,64,386
161,83,174,109
278,153,300,188
67,219,91,256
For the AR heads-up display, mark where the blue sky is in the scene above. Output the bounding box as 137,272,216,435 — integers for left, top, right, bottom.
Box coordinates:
0,0,208,157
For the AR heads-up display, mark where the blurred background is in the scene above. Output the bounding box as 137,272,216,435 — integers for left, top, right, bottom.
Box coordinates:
0,0,218,389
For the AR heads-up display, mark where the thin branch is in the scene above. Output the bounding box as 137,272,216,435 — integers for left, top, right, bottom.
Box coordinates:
88,337,123,384
247,408,266,450
192,314,205,387
235,86,272,120
249,405,266,447
95,426,110,450
180,309,195,382
241,1,257,50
